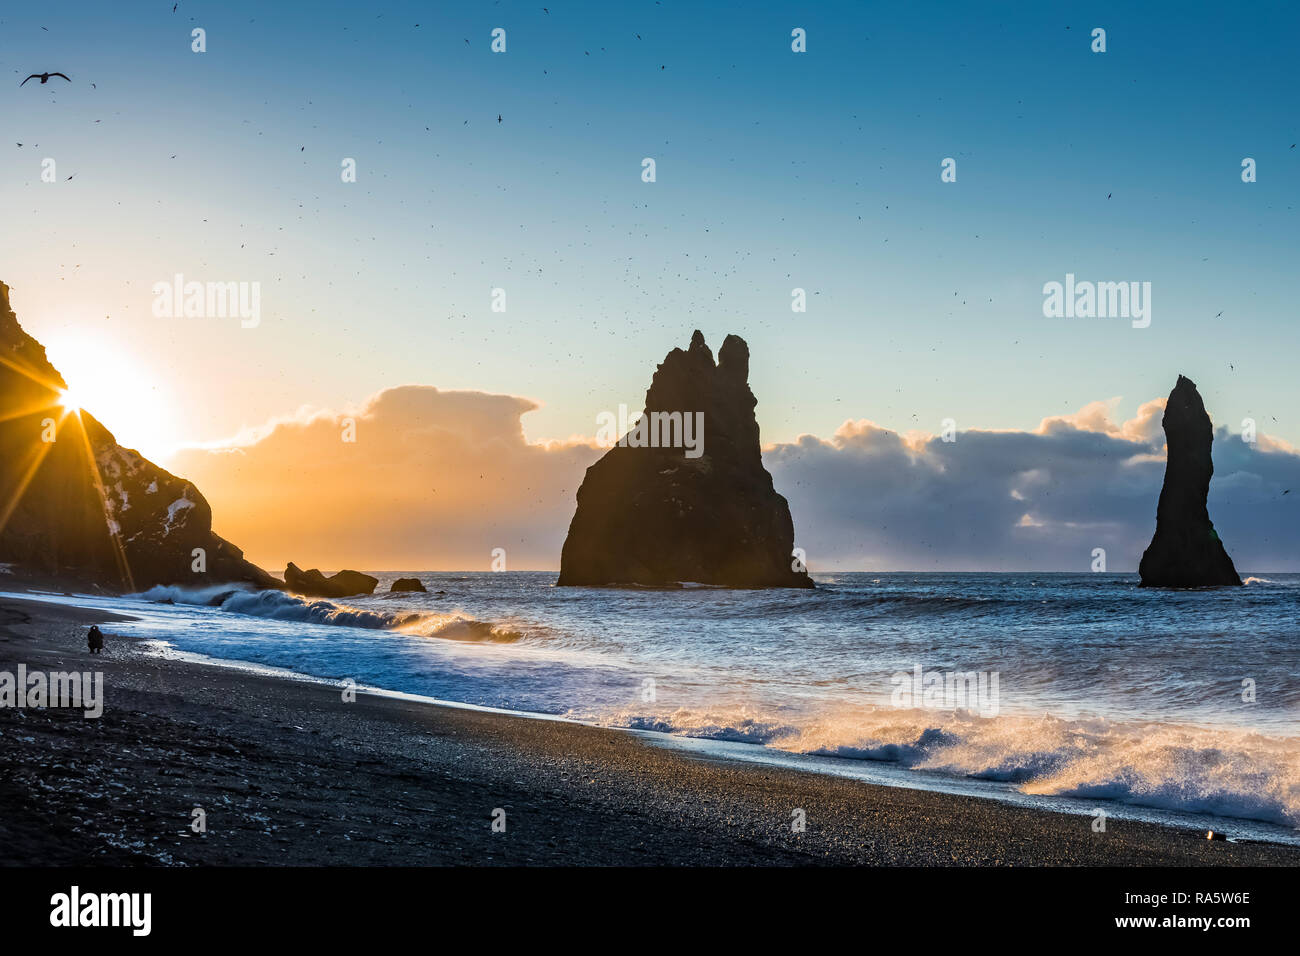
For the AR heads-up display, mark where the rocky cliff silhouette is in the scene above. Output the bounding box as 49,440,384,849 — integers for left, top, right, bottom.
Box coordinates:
0,281,276,591
283,563,378,597
558,330,813,588
1138,375,1242,587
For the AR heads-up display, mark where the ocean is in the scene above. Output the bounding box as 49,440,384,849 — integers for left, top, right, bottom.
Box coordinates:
7,571,1298,843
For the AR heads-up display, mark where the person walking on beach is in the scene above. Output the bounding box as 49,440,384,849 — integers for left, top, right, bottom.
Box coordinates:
87,625,104,655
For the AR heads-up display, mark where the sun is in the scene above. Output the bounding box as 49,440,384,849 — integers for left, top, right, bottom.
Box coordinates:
58,387,85,413
41,333,179,461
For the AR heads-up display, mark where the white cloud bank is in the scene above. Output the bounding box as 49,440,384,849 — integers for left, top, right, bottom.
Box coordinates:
767,399,1300,572
171,387,1300,573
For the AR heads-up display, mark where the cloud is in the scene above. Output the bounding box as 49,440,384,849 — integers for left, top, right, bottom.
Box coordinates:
765,399,1300,572
173,386,1300,574
170,385,601,572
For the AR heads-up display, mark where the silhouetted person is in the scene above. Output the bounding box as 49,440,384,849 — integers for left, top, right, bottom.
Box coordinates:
87,625,104,655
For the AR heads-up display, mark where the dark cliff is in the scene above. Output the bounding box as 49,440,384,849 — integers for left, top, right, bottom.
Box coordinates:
0,281,276,591
283,563,378,598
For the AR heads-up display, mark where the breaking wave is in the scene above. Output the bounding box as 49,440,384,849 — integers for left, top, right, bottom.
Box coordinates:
603,704,1300,828
133,584,523,643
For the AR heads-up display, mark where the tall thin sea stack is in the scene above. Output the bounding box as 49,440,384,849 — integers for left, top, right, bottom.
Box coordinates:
1138,375,1242,587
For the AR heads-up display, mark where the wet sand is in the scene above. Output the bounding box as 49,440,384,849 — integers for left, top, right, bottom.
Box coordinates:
1,595,1295,866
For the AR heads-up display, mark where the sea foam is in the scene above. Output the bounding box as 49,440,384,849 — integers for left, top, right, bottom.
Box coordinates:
599,703,1300,828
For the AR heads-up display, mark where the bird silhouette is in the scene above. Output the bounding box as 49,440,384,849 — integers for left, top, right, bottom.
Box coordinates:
21,72,70,86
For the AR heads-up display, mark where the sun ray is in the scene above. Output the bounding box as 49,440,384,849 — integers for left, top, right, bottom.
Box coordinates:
0,345,136,590
0,406,73,537
66,408,136,592
0,399,66,425
0,349,65,394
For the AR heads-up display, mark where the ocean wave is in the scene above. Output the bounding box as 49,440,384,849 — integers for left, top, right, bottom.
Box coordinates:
134,584,524,643
599,704,1300,828
719,591,1015,620
838,594,1010,616
135,583,255,607
621,711,799,745
416,617,524,643
220,589,419,629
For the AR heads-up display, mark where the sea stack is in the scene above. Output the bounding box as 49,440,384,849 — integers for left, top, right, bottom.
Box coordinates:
1138,375,1242,587
0,281,276,591
283,563,379,598
390,577,427,593
558,330,813,588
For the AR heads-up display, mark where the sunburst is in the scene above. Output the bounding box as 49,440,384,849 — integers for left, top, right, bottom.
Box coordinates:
58,387,85,413
0,352,135,590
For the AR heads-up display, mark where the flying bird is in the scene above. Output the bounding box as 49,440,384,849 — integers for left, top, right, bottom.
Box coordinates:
21,72,70,86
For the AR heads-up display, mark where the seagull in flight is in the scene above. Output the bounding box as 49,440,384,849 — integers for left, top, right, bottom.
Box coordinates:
21,72,71,86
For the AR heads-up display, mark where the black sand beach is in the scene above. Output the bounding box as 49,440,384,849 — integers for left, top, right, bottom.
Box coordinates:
1,595,1295,867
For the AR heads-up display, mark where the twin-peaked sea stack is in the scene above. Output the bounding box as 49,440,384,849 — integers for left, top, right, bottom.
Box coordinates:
558,331,813,589
1139,375,1242,587
0,281,276,591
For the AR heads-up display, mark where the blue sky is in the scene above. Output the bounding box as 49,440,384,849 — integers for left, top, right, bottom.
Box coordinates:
1,0,1297,462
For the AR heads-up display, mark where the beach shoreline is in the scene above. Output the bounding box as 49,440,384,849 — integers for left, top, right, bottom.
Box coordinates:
1,594,1296,867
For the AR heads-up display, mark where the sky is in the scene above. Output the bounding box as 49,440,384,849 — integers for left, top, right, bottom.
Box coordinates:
3,1,1298,570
